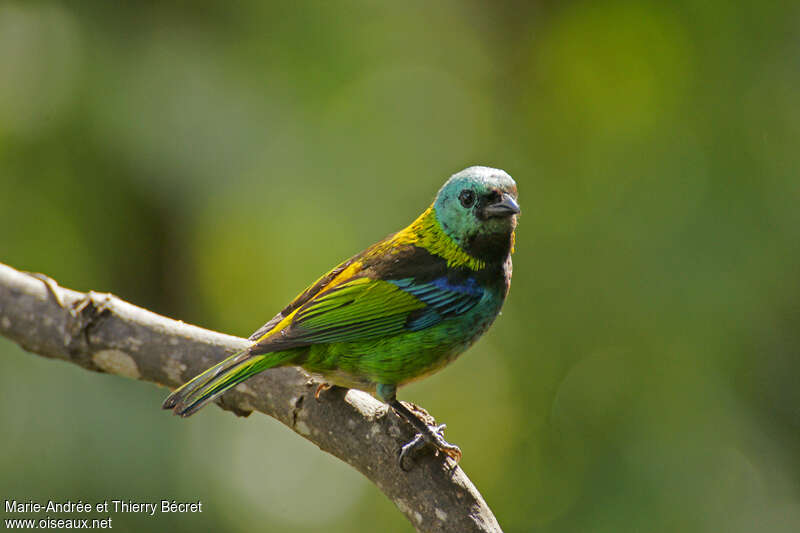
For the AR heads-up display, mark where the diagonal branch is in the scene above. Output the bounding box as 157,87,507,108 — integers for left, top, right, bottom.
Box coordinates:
0,262,502,533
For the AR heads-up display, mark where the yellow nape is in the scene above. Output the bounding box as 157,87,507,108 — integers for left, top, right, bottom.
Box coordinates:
387,207,486,270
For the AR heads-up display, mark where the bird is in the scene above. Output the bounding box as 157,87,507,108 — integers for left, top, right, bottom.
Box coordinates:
163,166,520,468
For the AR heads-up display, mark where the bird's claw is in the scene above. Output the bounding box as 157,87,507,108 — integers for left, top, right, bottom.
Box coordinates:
398,423,462,471
398,433,425,471
314,383,332,401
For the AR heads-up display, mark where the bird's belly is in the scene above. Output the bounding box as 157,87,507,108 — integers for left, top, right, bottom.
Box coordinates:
300,300,501,389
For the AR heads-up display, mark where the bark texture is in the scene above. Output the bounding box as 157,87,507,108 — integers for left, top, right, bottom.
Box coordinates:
0,262,502,533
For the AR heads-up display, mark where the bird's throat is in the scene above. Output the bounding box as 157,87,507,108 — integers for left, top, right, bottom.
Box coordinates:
463,228,515,266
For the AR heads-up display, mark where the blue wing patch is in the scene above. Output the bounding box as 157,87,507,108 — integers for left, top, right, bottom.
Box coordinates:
389,276,483,331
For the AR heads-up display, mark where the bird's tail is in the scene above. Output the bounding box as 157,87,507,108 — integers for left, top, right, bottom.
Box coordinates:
162,348,293,417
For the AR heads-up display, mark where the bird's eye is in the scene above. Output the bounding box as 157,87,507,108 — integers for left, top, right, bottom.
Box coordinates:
459,189,476,208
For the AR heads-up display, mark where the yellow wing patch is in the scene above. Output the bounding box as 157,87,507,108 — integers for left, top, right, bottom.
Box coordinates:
252,260,365,344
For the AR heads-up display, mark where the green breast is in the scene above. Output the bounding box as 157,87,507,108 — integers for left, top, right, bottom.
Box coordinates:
299,289,503,388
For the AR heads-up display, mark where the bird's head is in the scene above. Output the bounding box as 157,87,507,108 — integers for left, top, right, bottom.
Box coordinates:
433,166,520,264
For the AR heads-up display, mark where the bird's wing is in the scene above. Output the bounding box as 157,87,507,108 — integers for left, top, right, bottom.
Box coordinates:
248,254,364,342
251,274,484,353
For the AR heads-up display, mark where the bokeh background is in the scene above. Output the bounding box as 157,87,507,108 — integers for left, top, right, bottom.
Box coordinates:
2,1,800,532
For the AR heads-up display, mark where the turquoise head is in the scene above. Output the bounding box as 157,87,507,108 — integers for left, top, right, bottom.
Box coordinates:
433,166,520,264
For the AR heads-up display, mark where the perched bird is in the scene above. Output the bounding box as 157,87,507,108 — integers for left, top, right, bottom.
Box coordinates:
163,166,520,467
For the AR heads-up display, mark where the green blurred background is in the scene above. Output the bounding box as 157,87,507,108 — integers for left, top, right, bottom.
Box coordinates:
2,1,799,531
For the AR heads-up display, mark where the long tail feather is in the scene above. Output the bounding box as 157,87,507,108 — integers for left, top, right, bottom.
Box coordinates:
162,349,293,417
173,355,274,417
162,348,252,410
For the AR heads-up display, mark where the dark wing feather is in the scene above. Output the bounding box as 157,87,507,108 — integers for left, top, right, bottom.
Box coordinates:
388,277,483,331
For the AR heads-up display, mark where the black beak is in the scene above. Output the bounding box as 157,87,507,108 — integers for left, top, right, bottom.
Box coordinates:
483,193,520,218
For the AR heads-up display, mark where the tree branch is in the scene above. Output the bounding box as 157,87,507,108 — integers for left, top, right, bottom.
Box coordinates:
0,262,502,533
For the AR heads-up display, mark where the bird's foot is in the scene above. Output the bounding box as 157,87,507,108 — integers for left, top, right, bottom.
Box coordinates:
314,382,332,401
386,395,462,471
398,422,462,471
